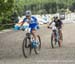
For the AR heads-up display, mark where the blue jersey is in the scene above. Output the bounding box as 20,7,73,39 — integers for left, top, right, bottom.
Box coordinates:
23,16,38,25
23,16,39,32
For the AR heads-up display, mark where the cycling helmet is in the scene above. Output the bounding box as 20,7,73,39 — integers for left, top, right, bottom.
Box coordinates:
25,10,32,16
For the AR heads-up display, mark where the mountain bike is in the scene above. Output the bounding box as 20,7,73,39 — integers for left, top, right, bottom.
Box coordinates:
51,28,60,48
22,27,41,58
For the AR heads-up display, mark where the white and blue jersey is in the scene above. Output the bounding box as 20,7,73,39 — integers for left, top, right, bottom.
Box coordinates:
23,16,39,32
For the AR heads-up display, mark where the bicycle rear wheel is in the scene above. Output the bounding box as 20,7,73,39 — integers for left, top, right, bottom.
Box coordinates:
34,35,41,54
22,37,32,58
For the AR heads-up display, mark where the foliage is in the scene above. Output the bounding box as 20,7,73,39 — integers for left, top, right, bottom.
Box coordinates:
13,0,75,15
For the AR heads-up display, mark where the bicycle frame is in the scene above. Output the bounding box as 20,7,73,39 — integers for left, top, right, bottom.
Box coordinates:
52,28,60,42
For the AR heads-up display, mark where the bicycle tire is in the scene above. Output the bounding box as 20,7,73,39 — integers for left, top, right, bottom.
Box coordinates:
51,34,54,48
34,35,41,54
22,37,32,58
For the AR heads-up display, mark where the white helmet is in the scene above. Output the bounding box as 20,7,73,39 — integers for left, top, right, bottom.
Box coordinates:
25,10,32,16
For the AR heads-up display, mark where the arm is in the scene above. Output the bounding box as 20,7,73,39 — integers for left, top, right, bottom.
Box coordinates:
48,21,53,28
58,19,63,29
61,20,63,29
32,16,39,25
21,18,27,26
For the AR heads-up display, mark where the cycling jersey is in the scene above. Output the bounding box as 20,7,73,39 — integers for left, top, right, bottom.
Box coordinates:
54,19,63,29
50,22,57,30
23,16,39,32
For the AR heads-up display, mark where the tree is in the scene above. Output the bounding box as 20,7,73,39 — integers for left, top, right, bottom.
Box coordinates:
2,0,74,16
0,0,14,15
0,0,14,24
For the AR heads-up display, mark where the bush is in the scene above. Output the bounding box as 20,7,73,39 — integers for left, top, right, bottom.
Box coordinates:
0,17,3,24
0,26,4,30
0,24,14,30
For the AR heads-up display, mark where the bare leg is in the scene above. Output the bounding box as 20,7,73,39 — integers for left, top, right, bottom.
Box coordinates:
31,29,37,40
59,30,63,47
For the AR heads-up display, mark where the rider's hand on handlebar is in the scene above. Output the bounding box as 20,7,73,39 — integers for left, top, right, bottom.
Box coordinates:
47,26,50,28
47,26,52,29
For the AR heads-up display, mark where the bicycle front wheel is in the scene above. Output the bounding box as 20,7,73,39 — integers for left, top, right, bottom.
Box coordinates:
22,37,32,58
51,34,54,48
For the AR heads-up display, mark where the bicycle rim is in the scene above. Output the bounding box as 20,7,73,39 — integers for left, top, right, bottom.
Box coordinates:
22,37,31,58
